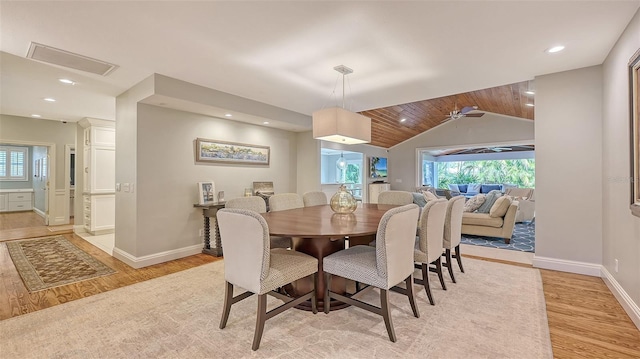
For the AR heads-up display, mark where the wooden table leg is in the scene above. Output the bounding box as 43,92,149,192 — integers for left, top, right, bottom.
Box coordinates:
286,237,349,311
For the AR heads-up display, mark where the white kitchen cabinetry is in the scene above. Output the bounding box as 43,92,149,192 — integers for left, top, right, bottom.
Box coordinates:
79,119,115,235
368,183,391,204
0,190,33,212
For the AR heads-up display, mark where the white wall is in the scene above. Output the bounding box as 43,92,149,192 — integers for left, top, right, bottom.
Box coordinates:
388,113,535,191
534,66,603,270
133,104,297,257
602,8,640,326
0,115,75,190
114,74,307,265
296,131,321,196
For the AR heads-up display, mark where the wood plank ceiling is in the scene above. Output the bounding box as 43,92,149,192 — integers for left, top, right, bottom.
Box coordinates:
360,81,535,148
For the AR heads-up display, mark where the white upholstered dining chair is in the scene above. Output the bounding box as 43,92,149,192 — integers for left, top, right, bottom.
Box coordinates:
442,196,465,283
225,196,290,249
268,193,304,212
302,191,328,207
323,204,421,342
377,190,414,206
414,198,448,305
216,208,318,351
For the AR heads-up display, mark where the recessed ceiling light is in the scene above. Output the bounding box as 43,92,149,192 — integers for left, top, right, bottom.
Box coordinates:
44,98,56,102
58,78,75,85
263,121,270,125
546,45,565,53
525,90,535,95
224,113,232,117
526,103,535,107
400,118,407,122
31,114,42,118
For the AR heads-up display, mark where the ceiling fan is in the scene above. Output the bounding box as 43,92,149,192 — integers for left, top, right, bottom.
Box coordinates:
441,105,484,123
486,147,512,152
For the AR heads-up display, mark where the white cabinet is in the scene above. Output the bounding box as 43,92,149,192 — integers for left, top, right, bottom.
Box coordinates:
368,183,391,203
0,194,7,211
83,194,115,233
79,119,115,235
0,191,33,212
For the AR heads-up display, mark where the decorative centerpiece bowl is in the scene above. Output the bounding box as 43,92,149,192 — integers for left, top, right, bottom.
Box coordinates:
330,185,358,214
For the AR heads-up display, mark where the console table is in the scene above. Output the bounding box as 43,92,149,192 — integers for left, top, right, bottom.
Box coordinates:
194,202,226,256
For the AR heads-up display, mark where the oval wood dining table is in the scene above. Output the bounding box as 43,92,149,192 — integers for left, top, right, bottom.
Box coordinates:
260,203,398,311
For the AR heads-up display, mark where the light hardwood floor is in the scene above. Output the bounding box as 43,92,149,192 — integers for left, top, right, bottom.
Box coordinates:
0,212,639,357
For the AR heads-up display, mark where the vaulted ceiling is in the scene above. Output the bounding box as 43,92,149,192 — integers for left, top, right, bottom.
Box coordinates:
361,81,536,148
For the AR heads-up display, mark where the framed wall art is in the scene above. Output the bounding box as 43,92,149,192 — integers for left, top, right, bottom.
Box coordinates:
630,48,640,217
195,138,270,165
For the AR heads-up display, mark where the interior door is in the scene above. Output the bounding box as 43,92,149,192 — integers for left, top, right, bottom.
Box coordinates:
42,154,49,225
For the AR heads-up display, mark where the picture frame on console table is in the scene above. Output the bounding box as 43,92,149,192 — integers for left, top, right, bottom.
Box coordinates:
630,48,640,218
195,138,270,165
197,181,216,205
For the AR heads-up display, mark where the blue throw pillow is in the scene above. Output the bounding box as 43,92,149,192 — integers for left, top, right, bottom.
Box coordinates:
412,192,427,207
476,190,502,213
481,184,501,193
458,184,468,193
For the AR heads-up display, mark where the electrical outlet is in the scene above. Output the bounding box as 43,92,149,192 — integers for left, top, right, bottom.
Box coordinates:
199,229,204,237
615,259,619,273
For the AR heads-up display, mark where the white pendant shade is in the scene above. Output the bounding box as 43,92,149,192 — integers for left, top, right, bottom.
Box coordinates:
312,107,371,145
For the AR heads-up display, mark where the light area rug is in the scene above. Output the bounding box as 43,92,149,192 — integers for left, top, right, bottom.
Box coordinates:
0,258,552,358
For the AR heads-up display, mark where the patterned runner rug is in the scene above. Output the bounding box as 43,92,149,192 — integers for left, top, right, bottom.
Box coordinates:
461,222,535,252
6,235,115,292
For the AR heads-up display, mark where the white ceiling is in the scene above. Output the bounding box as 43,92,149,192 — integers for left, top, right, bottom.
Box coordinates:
1,1,639,129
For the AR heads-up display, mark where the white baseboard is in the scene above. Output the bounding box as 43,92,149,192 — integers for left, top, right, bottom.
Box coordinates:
113,244,203,269
601,267,640,330
532,256,602,277
34,208,46,218
73,225,86,234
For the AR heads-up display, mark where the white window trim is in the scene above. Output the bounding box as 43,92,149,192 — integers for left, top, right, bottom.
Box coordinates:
0,146,29,181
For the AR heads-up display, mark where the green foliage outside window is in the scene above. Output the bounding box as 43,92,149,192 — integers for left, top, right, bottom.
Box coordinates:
345,164,360,184
437,159,535,188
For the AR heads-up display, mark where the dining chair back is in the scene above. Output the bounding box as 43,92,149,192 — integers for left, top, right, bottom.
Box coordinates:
378,190,413,206
225,196,290,248
302,191,328,207
443,196,465,283
217,208,318,350
268,193,304,212
323,204,421,342
224,196,266,213
414,198,448,305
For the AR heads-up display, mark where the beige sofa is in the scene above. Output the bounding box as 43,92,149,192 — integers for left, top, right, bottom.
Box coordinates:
461,201,519,244
505,188,535,223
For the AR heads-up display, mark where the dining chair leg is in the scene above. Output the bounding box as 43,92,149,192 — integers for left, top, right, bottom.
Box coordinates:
219,281,233,329
405,275,420,318
418,263,434,305
445,249,457,283
252,294,267,351
454,245,465,273
380,288,396,342
324,273,331,314
434,258,447,291
311,273,318,314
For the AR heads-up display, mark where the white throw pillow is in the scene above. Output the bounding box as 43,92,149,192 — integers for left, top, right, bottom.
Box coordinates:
463,194,486,212
489,196,513,218
422,190,439,202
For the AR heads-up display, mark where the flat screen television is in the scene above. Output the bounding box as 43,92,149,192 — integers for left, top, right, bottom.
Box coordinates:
370,156,388,178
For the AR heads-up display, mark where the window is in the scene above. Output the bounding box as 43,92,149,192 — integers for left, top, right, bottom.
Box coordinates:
0,146,28,181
